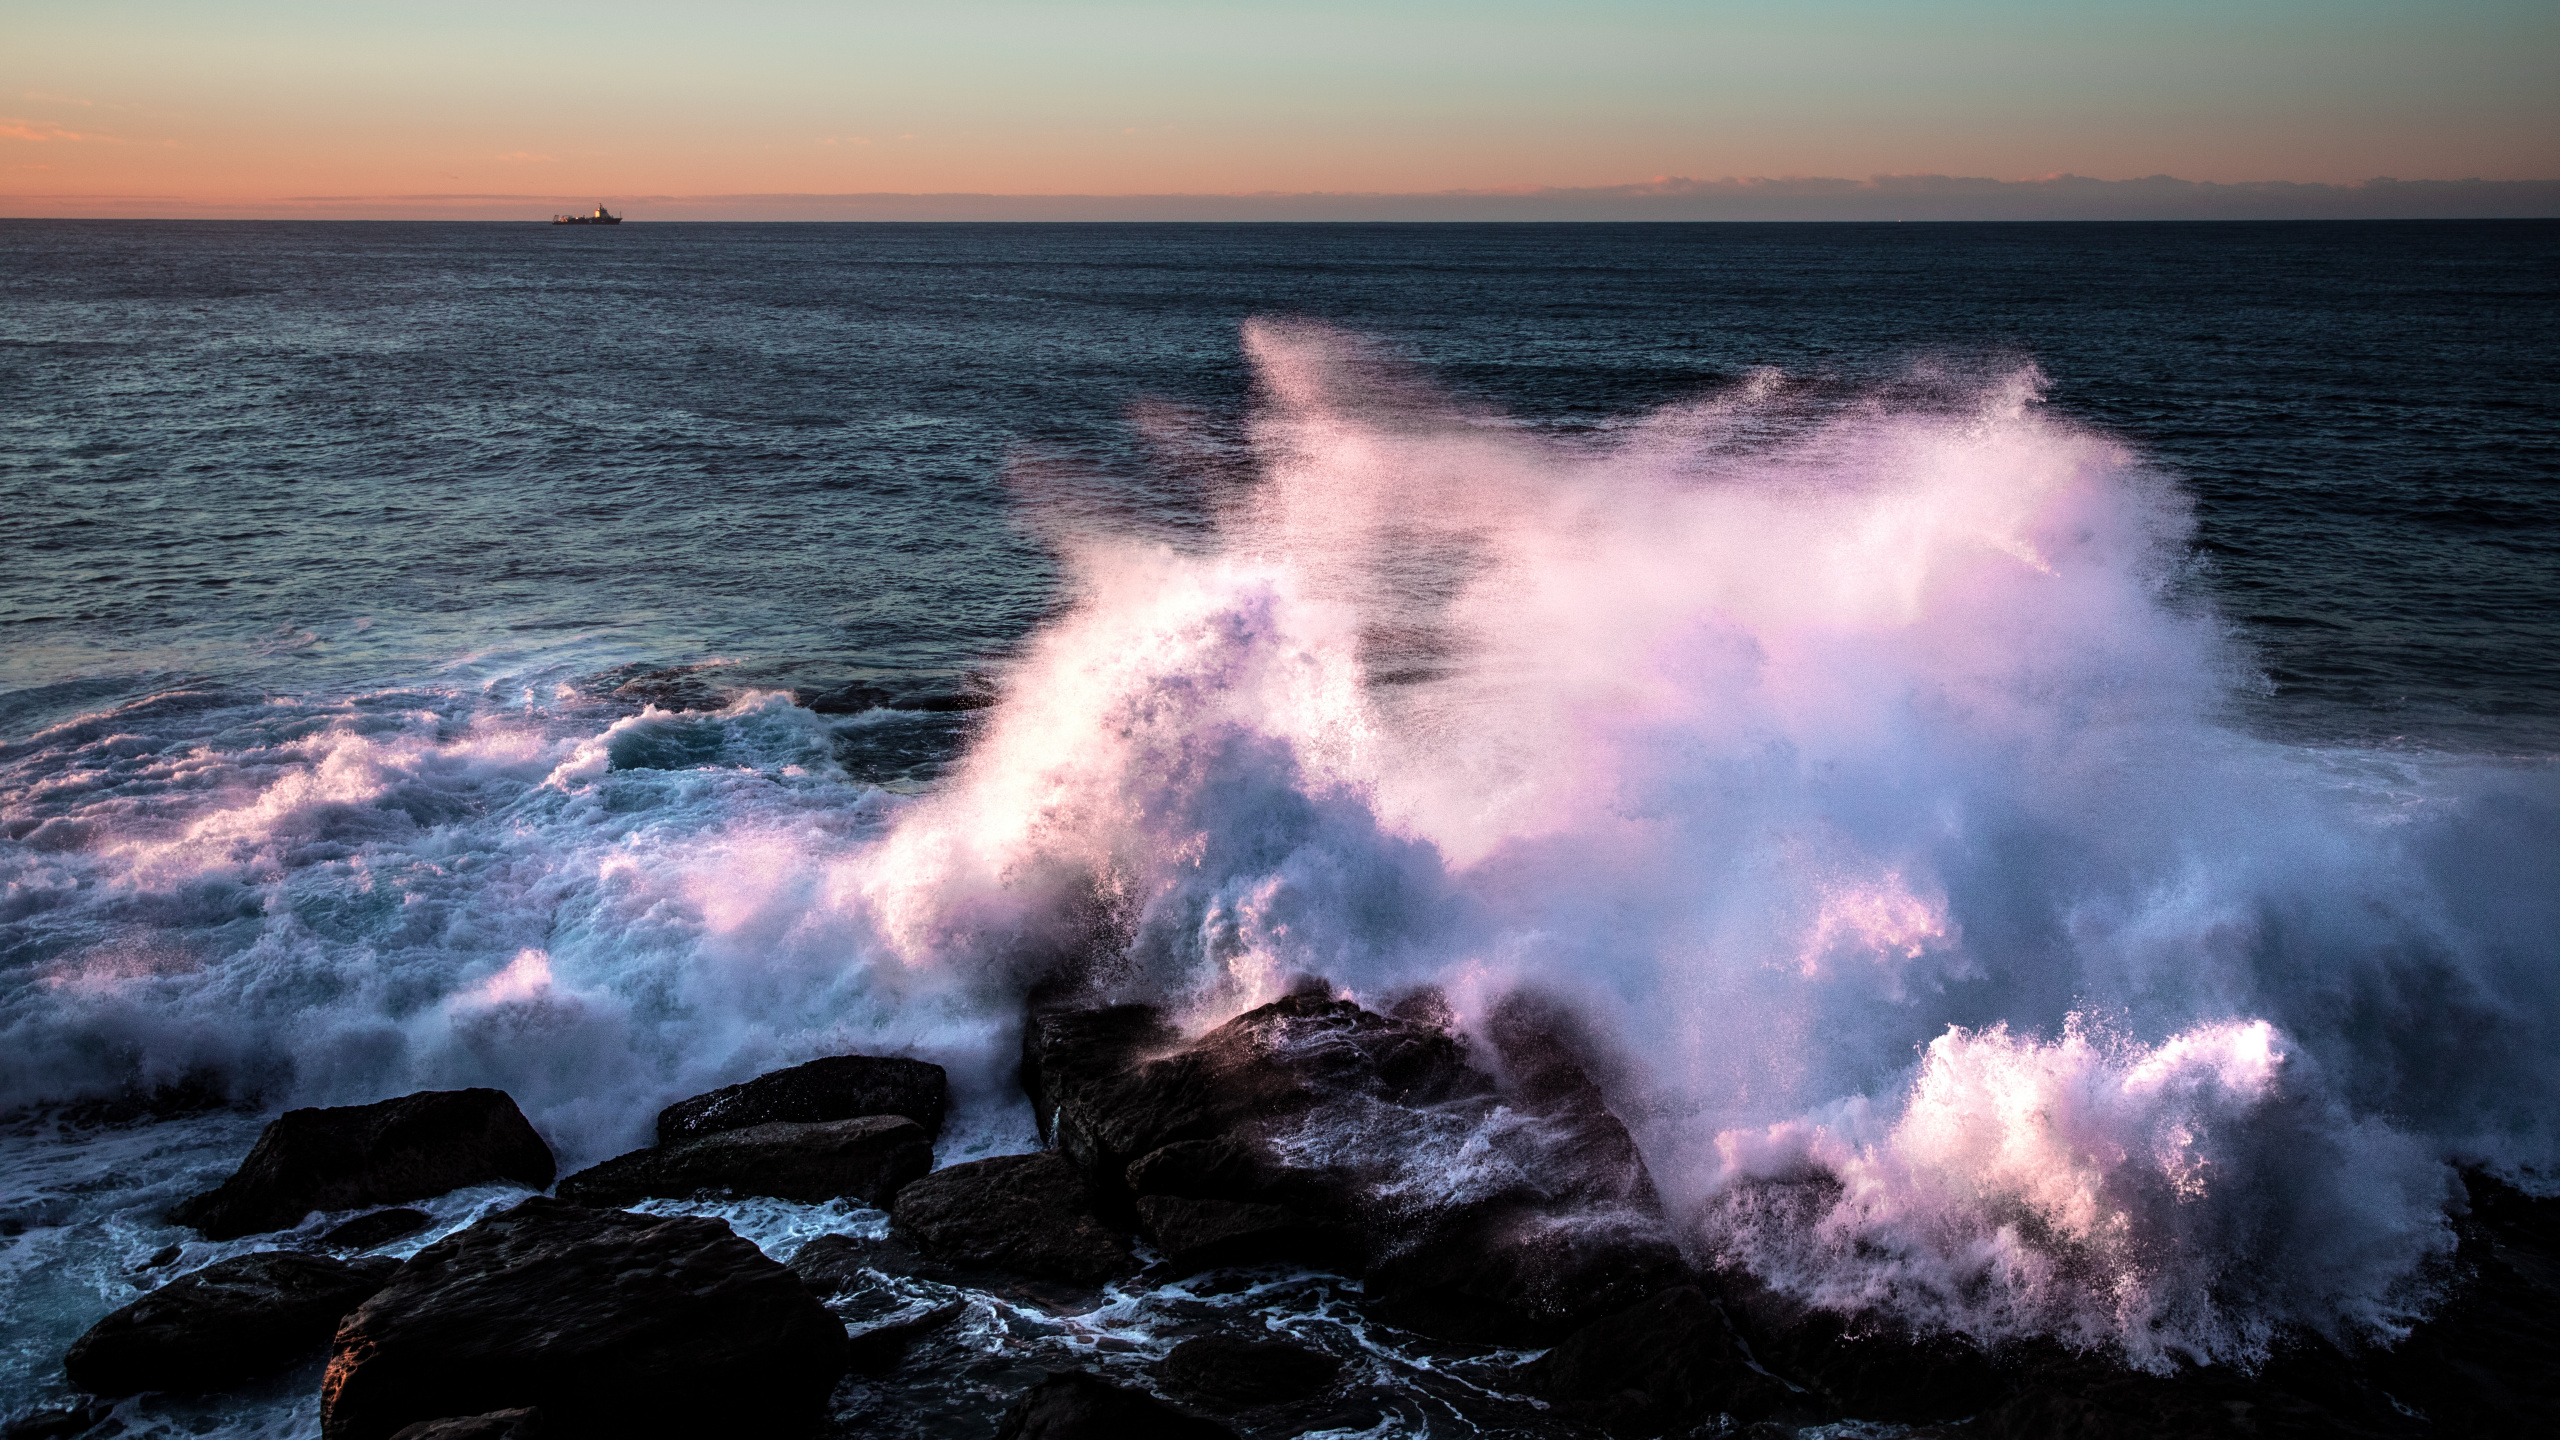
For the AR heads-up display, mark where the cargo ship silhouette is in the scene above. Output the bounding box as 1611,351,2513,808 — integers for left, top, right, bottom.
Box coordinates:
552,204,622,225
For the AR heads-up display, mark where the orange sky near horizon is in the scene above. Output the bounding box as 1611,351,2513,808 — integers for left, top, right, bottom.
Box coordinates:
5,1,2555,216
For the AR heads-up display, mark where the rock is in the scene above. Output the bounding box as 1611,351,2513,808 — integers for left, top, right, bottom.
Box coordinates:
557,1116,931,1208
1024,988,1684,1341
1022,993,1484,1222
784,1232,885,1296
656,1056,946,1143
1526,1285,1789,1431
1156,1334,1342,1409
64,1250,401,1396
1722,1280,2011,1425
891,1152,1133,1284
324,1209,433,1251
992,1371,1235,1440
319,1198,848,1440
845,1299,966,1372
136,1244,182,1270
788,1229,1091,1310
386,1410,543,1440
3,1402,106,1440
170,1090,555,1241
1364,1204,1688,1344
1134,1195,1344,1274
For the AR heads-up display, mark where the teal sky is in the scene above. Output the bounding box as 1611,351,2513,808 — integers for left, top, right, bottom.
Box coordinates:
5,1,2553,211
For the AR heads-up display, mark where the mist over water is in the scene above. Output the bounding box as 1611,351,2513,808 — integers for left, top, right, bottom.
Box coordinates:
4,225,2557,1423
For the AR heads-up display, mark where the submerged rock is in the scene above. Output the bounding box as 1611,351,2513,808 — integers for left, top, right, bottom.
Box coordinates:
656,1055,947,1143
992,1371,1235,1440
320,1198,848,1440
64,1250,400,1396
1155,1334,1343,1410
557,1116,931,1207
891,1151,1134,1284
386,1411,544,1440
324,1209,433,1251
170,1089,555,1241
1022,988,1683,1341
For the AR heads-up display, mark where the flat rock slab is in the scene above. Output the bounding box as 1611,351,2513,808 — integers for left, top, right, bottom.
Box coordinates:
556,1116,931,1208
65,1251,401,1396
320,1198,848,1440
1156,1335,1343,1410
171,1089,555,1240
892,1152,1133,1284
993,1371,1235,1440
657,1055,946,1143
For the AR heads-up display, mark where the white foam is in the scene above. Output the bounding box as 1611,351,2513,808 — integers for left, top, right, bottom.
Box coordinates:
4,324,2552,1375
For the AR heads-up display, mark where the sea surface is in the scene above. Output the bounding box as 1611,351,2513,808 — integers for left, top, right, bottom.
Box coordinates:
2,220,2555,1435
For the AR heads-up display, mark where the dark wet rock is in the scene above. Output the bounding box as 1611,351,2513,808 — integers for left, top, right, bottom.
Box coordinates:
1943,1171,2560,1439
992,1371,1235,1440
1155,1334,1343,1410
1024,992,1486,1218
598,663,730,711
386,1410,544,1440
784,1231,885,1296
845,1299,967,1372
1023,988,1682,1341
136,1243,182,1270
891,1151,1134,1284
1724,1280,2017,1425
1365,1203,1688,1343
1135,1195,1344,1274
3,1402,106,1440
1526,1285,1790,1431
557,1116,931,1207
319,1197,848,1440
169,1089,555,1241
788,1229,1094,1310
1483,991,1660,1208
890,688,996,713
656,1055,947,1143
324,1209,432,1251
64,1250,400,1396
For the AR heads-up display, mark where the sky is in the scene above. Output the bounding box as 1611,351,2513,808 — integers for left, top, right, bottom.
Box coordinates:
4,0,2555,219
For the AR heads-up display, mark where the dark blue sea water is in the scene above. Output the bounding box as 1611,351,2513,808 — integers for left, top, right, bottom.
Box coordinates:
2,221,2555,1435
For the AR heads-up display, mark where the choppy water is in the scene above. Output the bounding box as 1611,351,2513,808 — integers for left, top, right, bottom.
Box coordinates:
2,220,2556,1433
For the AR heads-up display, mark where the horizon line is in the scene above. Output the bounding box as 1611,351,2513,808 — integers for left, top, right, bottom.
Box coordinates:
6,173,2556,223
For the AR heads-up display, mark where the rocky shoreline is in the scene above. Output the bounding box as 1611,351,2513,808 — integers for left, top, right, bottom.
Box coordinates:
10,987,2554,1439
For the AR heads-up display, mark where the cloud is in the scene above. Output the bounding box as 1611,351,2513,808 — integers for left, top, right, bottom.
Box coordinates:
0,118,87,142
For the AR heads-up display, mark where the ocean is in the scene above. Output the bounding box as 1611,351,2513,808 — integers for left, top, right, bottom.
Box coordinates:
2,219,2555,1435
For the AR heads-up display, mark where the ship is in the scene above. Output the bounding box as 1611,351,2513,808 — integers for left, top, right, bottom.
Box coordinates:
552,205,622,225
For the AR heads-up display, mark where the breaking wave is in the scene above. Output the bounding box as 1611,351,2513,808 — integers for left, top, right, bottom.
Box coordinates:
5,322,2554,1371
